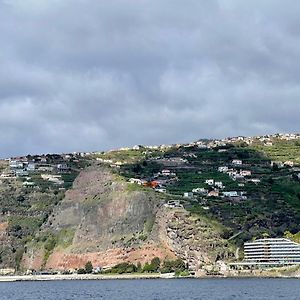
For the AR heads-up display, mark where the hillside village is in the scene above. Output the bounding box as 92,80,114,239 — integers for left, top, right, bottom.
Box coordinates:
93,133,300,244
0,153,90,190
0,132,299,274
95,133,300,197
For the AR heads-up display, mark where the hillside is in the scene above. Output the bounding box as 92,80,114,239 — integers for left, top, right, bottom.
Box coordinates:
21,164,232,272
0,133,299,273
113,134,300,246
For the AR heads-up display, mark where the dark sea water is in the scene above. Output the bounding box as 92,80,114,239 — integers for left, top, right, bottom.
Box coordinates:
0,278,299,300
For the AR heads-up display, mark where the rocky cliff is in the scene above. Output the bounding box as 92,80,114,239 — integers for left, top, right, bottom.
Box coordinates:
22,165,232,271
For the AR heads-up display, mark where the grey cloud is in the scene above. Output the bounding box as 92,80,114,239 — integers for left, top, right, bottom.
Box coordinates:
0,0,299,157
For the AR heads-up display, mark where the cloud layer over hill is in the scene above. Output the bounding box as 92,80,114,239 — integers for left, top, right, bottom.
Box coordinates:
0,0,299,157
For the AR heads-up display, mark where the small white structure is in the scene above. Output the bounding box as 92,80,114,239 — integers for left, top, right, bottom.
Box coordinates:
232,174,244,181
156,188,167,193
23,181,34,186
222,191,238,197
164,200,183,208
218,166,228,173
132,145,140,150
192,187,208,194
214,181,224,189
41,174,64,185
183,192,193,198
240,170,251,177
250,178,261,184
129,178,143,185
205,179,214,186
10,160,24,169
232,159,242,165
27,163,36,171
284,161,294,167
15,169,29,177
227,170,238,177
38,166,54,172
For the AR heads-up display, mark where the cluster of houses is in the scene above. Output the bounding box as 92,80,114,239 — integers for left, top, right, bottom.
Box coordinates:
0,155,74,188
92,133,300,213
222,133,300,146
129,168,178,194
187,178,248,200
127,157,259,205
217,161,260,184
271,160,295,168
181,159,263,202
178,133,300,150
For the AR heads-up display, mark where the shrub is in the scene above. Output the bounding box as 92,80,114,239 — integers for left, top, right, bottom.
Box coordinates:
109,262,137,274
160,259,186,273
142,257,161,273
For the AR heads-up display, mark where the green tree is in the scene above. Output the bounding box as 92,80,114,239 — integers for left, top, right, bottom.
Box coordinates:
160,259,186,273
143,262,155,273
150,257,161,271
136,262,142,273
85,261,93,274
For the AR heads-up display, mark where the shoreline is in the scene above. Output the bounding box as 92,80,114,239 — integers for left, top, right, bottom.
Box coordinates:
0,273,165,282
0,273,300,282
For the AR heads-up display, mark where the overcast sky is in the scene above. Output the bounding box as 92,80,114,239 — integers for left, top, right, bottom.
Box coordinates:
1,0,300,157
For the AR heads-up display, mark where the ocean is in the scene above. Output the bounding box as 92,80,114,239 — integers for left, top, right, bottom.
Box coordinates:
0,278,298,300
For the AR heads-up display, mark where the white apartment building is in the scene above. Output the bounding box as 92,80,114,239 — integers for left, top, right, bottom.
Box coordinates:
244,238,300,265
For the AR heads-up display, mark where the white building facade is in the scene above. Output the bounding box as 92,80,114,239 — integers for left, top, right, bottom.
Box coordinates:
244,238,300,265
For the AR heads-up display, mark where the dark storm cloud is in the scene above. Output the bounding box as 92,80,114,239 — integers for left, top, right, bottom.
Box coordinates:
0,0,299,157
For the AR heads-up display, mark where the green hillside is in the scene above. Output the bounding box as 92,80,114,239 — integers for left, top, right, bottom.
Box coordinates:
0,134,299,270
113,137,300,246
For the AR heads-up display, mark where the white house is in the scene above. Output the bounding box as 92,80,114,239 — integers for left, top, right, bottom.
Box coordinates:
215,181,224,189
9,160,24,169
38,166,54,172
156,188,167,193
164,200,183,208
161,169,171,176
22,181,34,186
132,145,140,150
232,159,242,165
218,166,228,173
57,163,69,171
205,179,214,186
250,178,261,184
227,170,238,177
192,187,208,194
15,169,29,177
129,178,144,185
284,161,294,167
27,163,36,171
232,174,245,181
183,192,193,198
222,191,238,197
240,170,251,177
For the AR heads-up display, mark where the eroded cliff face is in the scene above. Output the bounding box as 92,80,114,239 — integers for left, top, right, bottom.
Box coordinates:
48,167,161,252
158,209,234,270
22,165,232,271
22,166,175,270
